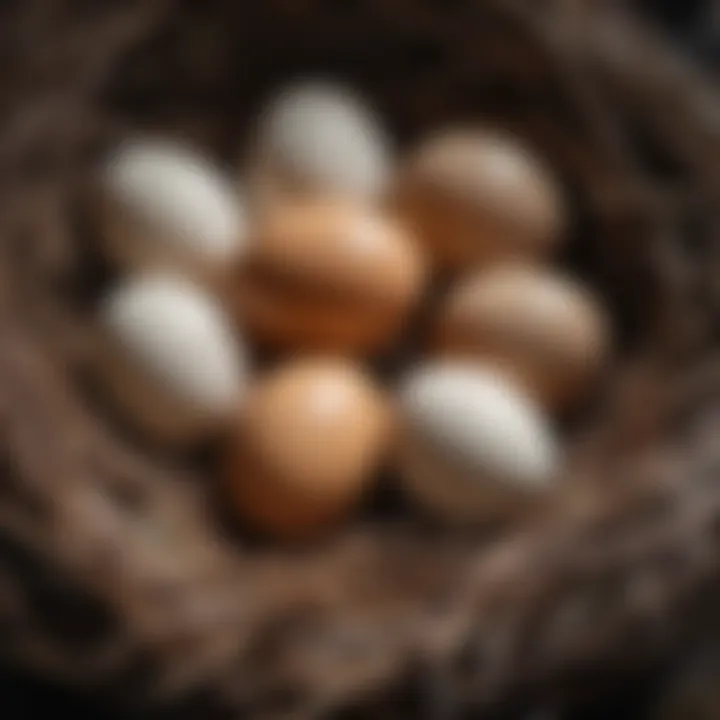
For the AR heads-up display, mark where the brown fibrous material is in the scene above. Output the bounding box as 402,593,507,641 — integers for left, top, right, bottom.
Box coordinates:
1,1,720,718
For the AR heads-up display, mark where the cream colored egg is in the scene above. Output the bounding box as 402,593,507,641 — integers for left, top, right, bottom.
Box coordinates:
98,137,247,286
394,127,565,273
97,272,248,445
225,359,391,540
249,80,392,206
235,197,427,355
397,361,560,524
433,264,610,410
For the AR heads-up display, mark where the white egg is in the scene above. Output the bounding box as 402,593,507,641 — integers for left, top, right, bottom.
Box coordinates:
99,137,247,284
97,273,247,445
251,80,392,202
397,361,560,524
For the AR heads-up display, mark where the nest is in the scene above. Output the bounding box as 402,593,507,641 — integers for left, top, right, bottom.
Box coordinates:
2,1,720,717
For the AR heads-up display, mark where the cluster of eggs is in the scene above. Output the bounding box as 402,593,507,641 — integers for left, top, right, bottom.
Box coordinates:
92,80,611,540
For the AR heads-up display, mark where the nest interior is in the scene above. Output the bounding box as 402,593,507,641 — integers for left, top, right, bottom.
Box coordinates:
2,1,720,718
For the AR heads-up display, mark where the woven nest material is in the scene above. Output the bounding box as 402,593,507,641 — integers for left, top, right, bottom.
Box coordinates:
2,1,720,718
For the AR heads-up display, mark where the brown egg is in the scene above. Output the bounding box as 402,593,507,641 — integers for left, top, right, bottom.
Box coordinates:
226,359,391,539
235,198,426,354
394,128,565,274
432,265,610,410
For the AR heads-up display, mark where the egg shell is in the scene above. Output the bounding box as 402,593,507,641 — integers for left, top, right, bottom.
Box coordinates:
433,264,610,410
226,359,391,539
394,127,565,274
249,80,392,206
397,361,560,525
96,273,248,446
235,197,427,355
98,137,247,287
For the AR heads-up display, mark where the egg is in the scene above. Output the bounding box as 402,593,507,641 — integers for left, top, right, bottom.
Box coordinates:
226,359,390,539
397,361,560,525
98,137,247,286
433,265,610,410
235,197,426,355
394,127,565,273
96,273,248,445
248,80,392,206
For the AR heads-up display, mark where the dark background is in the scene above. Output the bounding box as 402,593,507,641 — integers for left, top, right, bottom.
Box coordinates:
1,1,717,718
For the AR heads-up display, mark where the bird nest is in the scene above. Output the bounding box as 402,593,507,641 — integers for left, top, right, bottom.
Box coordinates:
1,1,720,718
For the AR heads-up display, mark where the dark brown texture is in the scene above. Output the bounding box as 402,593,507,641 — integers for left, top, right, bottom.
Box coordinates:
1,1,720,718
